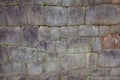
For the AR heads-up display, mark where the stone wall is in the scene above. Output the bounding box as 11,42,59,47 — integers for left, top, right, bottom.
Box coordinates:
0,0,120,80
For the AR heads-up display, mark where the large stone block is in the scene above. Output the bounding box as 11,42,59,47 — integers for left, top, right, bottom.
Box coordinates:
6,6,27,26
60,54,85,70
79,25,98,36
86,5,120,25
4,63,27,75
110,25,120,34
27,6,44,25
98,26,109,36
60,27,69,38
0,27,21,45
111,68,120,76
0,46,8,62
22,26,38,47
98,49,120,67
103,34,120,49
67,7,85,25
8,46,38,63
69,27,79,37
44,6,66,26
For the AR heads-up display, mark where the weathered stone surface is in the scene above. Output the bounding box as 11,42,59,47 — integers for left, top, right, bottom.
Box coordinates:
49,27,60,40
62,75,80,80
1,0,16,5
67,37,91,53
103,34,120,49
46,54,58,62
112,0,120,3
22,26,38,47
88,77,102,80
6,6,27,25
18,0,34,4
60,27,69,38
94,0,112,4
0,46,8,62
60,54,85,70
102,77,120,80
98,26,109,36
0,63,4,75
6,76,27,80
86,5,120,25
69,27,79,37
27,6,44,25
79,25,98,36
0,77,6,80
38,41,56,52
0,27,21,45
27,62,43,75
8,46,38,63
111,68,120,76
92,37,102,51
56,39,66,53
67,7,84,25
39,26,48,41
36,0,62,5
4,63,27,75
0,7,7,26
86,53,97,68
44,62,60,72
110,25,120,34
98,49,120,67
38,52,45,61
44,6,66,26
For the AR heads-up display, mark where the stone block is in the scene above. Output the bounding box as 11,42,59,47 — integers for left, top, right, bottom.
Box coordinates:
44,6,66,26
102,77,120,80
98,26,109,36
79,25,98,36
0,63,5,75
103,34,120,49
6,76,27,80
8,46,38,63
17,0,34,5
112,0,120,3
60,27,69,38
0,46,8,62
61,75,81,80
98,49,120,67
6,6,27,26
111,68,120,76
86,5,120,25
67,7,85,25
49,27,60,40
0,27,21,45
0,77,6,80
27,62,43,75
22,26,39,47
69,27,79,37
110,25,120,34
1,0,17,5
88,77,102,80
46,54,58,62
60,54,85,70
92,37,102,51
27,5,44,25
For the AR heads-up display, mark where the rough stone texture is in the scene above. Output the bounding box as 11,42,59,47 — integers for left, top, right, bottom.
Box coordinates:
60,27,69,38
98,26,110,36
67,7,85,25
44,6,66,26
98,49,120,67
103,34,120,49
86,5,120,25
0,46,8,62
110,25,120,34
111,68,120,76
102,77,120,80
0,27,21,45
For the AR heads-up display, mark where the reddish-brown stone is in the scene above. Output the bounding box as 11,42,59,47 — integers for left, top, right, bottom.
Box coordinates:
103,34,120,49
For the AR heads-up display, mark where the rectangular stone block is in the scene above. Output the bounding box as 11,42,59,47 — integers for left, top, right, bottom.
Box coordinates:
98,49,120,67
79,25,98,36
69,27,79,37
27,62,43,75
22,26,39,47
98,26,109,36
0,46,8,62
46,54,58,62
111,68,120,76
4,63,27,75
110,25,120,34
8,46,38,63
86,5,120,25
0,27,21,45
6,6,27,26
44,6,66,26
60,54,85,70
0,7,7,26
60,27,69,38
27,5,44,25
67,7,85,25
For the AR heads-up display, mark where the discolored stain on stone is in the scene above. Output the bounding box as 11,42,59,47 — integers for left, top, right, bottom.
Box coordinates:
110,25,120,34
23,26,38,47
103,34,120,49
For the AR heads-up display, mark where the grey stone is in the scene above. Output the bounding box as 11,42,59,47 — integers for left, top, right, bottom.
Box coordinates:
60,54,85,70
92,37,102,51
0,46,8,62
39,26,48,41
98,26,109,36
38,52,45,61
0,27,21,45
60,27,69,38
6,76,27,80
38,41,56,52
67,7,85,25
69,27,79,37
79,25,98,36
49,27,60,40
4,63,27,75
27,62,43,75
62,75,80,80
0,63,5,75
110,25,120,34
102,77,120,80
86,5,120,25
22,26,38,47
0,77,6,80
18,0,34,4
8,46,38,63
44,6,66,26
6,6,27,26
27,6,44,25
46,54,58,62
94,0,112,4
88,77,102,80
1,0,17,5
111,68,120,76
98,49,120,67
